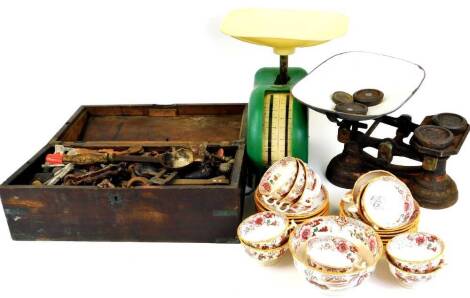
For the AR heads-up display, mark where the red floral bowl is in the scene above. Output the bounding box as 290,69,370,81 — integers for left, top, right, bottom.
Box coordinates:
240,240,290,265
386,256,445,288
289,216,382,292
237,211,290,249
386,232,445,274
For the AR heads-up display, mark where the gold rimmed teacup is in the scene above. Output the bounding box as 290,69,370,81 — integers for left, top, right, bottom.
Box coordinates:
386,253,445,288
351,170,396,208
385,232,445,274
240,239,290,265
359,175,415,231
237,211,290,249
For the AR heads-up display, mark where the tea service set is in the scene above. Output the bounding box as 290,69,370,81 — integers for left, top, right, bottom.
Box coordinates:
237,157,446,292
253,157,329,223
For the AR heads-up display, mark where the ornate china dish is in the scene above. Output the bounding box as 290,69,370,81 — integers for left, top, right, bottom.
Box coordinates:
289,216,382,291
257,186,328,218
306,235,366,272
339,192,420,246
360,176,415,230
237,211,290,249
340,195,420,232
276,159,306,205
240,240,290,265
351,170,396,208
258,157,298,200
296,163,323,204
386,232,445,273
387,259,444,288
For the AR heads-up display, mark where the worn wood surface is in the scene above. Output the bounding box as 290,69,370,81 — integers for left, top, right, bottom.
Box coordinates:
0,186,242,242
0,104,247,242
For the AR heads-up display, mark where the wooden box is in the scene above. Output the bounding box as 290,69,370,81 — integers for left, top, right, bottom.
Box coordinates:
0,104,247,242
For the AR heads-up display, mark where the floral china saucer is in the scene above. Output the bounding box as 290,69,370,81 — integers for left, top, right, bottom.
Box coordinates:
360,176,415,229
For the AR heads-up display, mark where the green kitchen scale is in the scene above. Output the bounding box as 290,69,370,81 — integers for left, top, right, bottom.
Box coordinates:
221,9,348,177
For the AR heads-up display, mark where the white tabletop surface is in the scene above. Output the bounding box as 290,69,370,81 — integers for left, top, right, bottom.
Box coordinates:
0,1,469,297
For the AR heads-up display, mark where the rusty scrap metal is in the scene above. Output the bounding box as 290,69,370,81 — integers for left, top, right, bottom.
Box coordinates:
44,164,75,186
64,163,126,186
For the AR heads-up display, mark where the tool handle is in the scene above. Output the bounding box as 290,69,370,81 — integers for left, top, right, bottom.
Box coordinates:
46,153,109,165
63,153,109,165
111,155,161,164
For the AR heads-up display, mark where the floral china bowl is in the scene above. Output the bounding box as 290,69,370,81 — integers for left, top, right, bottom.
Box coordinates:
240,240,290,265
237,211,290,249
386,232,445,274
258,157,298,200
360,175,415,230
306,235,366,273
387,259,444,288
289,216,382,292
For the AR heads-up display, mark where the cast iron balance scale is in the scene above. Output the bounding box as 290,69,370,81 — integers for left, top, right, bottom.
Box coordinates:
221,9,469,210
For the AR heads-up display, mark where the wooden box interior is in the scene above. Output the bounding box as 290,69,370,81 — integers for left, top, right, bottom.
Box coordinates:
3,104,247,186
55,105,246,143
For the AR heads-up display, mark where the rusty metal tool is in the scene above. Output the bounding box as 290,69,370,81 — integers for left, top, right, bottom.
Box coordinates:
46,147,194,169
44,164,75,186
64,163,126,186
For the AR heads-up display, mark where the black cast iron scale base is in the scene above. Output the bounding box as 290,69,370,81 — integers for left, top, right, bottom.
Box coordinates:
325,113,469,209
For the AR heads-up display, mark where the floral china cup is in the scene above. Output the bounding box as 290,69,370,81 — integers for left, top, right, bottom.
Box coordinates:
240,240,290,265
258,157,298,200
296,161,322,205
237,211,290,249
360,176,415,230
289,216,382,292
306,235,366,273
386,232,445,274
387,259,444,288
276,159,306,205
352,170,396,207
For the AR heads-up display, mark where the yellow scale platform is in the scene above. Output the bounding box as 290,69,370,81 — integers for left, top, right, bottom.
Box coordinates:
221,8,348,55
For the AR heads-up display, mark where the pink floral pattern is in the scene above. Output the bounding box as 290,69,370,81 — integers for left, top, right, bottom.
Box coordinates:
388,262,441,287
258,157,297,199
361,176,415,229
237,211,288,249
386,232,444,274
242,243,289,264
294,258,371,292
307,236,362,272
289,216,383,291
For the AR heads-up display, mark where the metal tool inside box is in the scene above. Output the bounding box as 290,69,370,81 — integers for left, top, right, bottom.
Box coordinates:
0,104,247,242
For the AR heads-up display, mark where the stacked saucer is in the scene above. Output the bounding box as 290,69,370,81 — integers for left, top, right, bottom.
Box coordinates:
339,170,420,245
254,157,329,223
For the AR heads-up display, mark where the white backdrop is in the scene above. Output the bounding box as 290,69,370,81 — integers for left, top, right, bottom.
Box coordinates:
0,0,469,297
